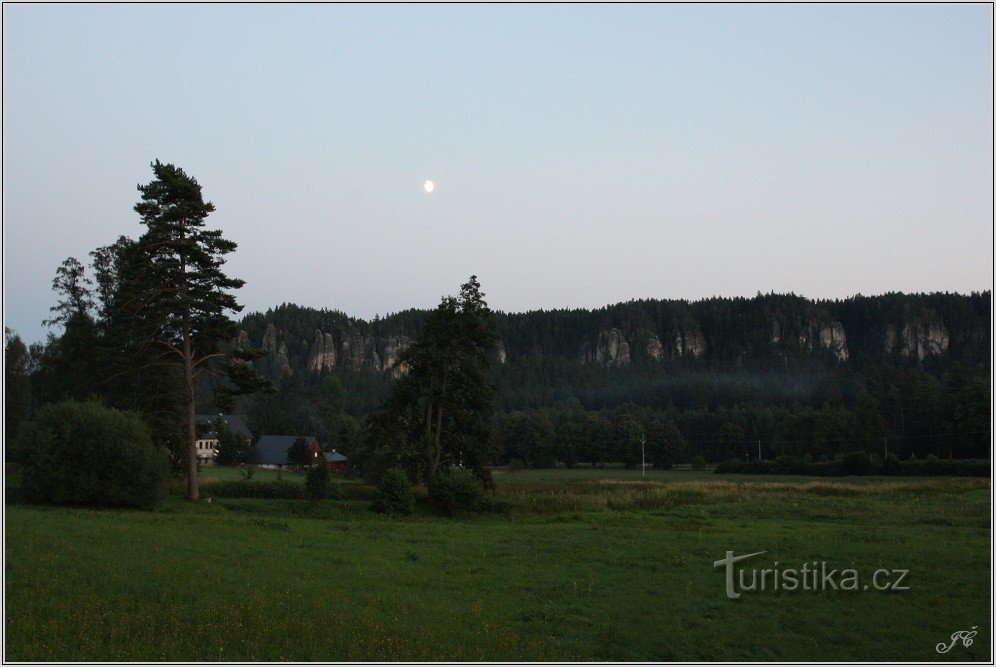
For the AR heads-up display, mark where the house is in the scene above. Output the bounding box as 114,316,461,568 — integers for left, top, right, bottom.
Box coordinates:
194,434,220,464
322,449,349,473
194,414,254,465
248,435,321,468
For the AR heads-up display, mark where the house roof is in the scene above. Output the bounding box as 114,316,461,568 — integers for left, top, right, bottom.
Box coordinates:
323,451,348,462
195,414,253,441
248,435,317,466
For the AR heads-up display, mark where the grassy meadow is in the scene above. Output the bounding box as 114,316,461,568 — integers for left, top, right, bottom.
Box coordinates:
4,468,991,661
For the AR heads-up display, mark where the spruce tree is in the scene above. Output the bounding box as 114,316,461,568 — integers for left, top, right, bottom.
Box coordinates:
378,276,500,488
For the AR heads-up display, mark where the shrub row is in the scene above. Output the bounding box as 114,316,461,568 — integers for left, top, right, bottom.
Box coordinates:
199,479,305,499
715,452,989,477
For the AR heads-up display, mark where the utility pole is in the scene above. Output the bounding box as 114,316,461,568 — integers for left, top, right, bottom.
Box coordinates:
883,437,888,458
758,439,762,461
641,434,646,478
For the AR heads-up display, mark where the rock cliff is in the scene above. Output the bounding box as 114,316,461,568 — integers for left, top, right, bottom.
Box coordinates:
795,320,849,362
306,330,337,373
237,293,984,381
884,321,949,360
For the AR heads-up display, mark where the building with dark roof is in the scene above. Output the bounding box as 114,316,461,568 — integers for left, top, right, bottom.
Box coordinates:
248,435,321,468
322,450,349,473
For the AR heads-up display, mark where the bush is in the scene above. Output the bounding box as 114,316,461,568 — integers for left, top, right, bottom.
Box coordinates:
840,451,872,476
305,463,330,500
771,455,802,475
881,453,902,476
714,458,744,474
428,469,483,516
17,400,169,508
372,467,414,516
690,456,707,471
199,479,304,499
506,458,526,472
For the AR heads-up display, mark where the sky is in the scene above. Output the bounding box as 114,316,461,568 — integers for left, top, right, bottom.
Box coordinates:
3,4,993,344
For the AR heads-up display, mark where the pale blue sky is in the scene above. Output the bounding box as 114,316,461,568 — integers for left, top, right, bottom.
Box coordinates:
3,4,992,344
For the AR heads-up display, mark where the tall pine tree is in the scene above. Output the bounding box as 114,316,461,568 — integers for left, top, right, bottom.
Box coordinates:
131,160,269,500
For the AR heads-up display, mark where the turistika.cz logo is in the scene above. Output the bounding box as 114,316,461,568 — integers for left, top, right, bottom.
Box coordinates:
714,551,911,599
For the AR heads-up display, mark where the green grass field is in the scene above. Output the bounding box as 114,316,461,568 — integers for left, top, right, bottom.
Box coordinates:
4,471,991,661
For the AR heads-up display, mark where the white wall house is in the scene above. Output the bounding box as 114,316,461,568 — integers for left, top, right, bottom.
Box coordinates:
195,437,219,464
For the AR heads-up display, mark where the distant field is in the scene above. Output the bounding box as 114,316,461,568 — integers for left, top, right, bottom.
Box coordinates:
491,465,936,485
5,475,991,661
493,465,713,483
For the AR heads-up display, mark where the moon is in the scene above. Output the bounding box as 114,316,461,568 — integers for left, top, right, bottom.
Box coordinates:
423,179,435,193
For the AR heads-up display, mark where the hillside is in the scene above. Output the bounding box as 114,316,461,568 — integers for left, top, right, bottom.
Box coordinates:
230,291,990,464
238,291,989,384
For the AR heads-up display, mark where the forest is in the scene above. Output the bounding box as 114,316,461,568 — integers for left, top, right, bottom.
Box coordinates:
11,281,986,471
228,292,990,468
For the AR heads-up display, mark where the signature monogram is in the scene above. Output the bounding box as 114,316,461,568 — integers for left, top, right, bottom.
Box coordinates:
936,627,978,654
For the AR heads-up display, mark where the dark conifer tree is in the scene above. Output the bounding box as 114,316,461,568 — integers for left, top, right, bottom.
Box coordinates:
128,160,271,500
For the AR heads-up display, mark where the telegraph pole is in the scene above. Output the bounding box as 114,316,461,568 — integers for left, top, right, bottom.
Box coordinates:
758,439,762,461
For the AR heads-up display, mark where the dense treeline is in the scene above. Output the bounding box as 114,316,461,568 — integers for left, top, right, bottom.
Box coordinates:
7,289,991,469
490,371,989,468
226,292,990,467
244,292,990,371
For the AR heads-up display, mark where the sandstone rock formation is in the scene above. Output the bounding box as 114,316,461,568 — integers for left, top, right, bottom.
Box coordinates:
675,329,706,358
274,341,292,378
770,321,782,344
306,330,337,373
645,333,664,360
818,321,849,362
378,336,410,378
593,329,630,366
884,321,949,360
262,323,278,355
794,320,849,362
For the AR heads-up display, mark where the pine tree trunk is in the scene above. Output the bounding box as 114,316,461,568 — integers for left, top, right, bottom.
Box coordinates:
180,219,198,501
184,316,199,501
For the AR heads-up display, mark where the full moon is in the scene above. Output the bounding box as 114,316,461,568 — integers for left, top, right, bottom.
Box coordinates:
423,179,435,193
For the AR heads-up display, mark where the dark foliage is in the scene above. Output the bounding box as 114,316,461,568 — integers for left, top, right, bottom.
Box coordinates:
24,265,990,475
17,400,169,508
428,469,484,516
305,463,330,500
213,418,253,466
5,329,32,449
367,277,500,488
198,479,304,499
287,437,312,467
372,467,415,516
